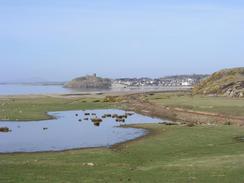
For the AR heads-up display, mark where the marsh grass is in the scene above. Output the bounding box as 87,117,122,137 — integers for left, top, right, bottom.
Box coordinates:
0,96,112,121
147,92,244,117
1,125,244,182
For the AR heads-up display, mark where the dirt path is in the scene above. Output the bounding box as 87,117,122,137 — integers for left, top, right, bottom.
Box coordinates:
119,93,244,126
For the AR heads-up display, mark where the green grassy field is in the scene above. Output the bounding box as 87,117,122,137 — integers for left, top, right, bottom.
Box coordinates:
0,96,111,121
1,93,244,183
1,124,244,183
146,92,244,117
1,92,244,121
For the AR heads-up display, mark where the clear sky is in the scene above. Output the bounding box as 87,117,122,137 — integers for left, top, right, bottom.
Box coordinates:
0,0,243,81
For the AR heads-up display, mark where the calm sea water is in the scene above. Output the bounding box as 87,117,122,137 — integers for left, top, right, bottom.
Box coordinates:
0,84,82,95
0,84,189,96
0,109,165,153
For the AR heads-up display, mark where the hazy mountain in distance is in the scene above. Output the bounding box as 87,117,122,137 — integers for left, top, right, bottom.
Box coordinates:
0,77,65,85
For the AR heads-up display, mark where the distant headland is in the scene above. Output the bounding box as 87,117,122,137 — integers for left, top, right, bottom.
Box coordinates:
64,74,112,89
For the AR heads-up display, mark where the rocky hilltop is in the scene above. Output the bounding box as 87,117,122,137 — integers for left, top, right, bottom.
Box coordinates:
193,67,244,98
64,74,112,89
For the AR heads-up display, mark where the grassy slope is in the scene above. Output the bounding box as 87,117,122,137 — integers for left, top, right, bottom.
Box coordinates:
1,124,244,183
192,67,244,95
0,96,111,121
146,92,244,117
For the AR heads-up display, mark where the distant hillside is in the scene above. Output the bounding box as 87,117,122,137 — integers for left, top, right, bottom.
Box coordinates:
64,74,112,89
162,74,208,80
193,67,244,97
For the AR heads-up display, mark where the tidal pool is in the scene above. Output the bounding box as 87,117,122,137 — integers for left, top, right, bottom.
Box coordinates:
0,109,164,153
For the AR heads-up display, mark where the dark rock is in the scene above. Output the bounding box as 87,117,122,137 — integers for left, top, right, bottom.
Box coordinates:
91,118,103,123
93,122,100,127
104,114,112,117
125,112,134,116
0,127,10,132
112,114,118,118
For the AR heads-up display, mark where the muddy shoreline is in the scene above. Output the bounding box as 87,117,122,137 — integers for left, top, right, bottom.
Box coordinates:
118,93,244,126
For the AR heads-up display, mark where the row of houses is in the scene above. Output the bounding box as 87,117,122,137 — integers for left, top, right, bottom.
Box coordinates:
114,75,207,87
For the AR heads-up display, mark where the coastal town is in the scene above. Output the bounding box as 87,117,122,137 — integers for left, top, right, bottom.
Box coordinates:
0,74,208,89
114,74,207,87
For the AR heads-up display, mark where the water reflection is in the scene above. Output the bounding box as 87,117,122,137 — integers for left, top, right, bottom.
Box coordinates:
0,109,164,153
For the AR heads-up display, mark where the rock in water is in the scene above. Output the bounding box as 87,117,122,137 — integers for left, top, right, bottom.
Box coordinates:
0,127,11,132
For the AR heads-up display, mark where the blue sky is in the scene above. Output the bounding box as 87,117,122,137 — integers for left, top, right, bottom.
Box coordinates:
0,0,243,81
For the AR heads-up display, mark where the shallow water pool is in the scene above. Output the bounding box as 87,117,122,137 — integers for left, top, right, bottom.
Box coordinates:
0,109,165,153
